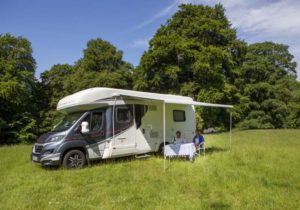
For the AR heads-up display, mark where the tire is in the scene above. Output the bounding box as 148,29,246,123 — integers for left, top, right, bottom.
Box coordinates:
62,149,86,169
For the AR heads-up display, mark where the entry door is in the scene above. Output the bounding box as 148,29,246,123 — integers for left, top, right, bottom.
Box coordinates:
111,105,136,156
134,104,153,153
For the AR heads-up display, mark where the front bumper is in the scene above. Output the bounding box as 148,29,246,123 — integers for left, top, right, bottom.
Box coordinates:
31,144,61,166
31,152,61,166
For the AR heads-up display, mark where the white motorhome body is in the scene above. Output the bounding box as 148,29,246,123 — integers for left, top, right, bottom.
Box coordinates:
57,88,199,159
31,87,233,168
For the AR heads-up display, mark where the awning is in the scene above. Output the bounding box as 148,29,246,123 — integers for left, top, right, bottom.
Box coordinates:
118,93,234,108
114,93,233,172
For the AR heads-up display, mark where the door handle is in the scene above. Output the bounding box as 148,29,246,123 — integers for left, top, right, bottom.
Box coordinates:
117,137,127,140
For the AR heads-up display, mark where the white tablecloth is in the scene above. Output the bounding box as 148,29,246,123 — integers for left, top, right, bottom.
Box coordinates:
164,143,196,159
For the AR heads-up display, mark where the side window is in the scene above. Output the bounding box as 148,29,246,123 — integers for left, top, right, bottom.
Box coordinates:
114,105,133,135
173,110,186,122
117,107,131,123
148,105,157,111
91,112,103,131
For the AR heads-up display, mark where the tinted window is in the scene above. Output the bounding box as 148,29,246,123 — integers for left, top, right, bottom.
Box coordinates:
91,112,103,131
114,105,134,135
117,107,131,123
173,110,186,122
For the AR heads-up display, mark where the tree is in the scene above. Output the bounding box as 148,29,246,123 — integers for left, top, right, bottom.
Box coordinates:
41,64,74,109
0,33,37,144
63,38,133,95
237,42,299,129
134,4,246,129
80,38,125,72
241,42,296,84
36,64,74,133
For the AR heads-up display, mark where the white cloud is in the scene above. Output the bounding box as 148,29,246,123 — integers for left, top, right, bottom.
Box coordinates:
132,38,150,49
134,0,179,30
222,0,300,36
133,0,203,30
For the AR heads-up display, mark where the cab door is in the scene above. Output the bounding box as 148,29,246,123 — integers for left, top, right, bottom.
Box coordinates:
81,111,107,158
111,105,136,156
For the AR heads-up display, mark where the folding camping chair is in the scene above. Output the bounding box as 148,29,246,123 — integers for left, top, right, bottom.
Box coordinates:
196,142,205,157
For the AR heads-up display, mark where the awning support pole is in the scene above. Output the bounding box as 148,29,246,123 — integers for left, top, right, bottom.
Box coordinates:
229,111,232,151
163,102,166,172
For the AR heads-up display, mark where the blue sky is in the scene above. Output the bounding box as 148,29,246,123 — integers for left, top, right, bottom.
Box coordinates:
1,0,300,80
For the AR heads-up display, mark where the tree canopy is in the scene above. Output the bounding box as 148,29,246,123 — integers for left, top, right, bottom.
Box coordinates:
0,33,38,144
236,42,300,128
133,4,247,128
63,38,133,94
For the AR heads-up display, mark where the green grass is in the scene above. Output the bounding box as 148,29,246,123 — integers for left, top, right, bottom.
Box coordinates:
0,129,300,210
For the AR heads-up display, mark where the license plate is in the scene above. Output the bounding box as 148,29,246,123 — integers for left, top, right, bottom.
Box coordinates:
32,156,38,161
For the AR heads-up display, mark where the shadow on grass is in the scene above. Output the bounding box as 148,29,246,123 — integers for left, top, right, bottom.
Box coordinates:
42,154,152,170
91,154,151,166
205,146,229,155
159,146,229,162
210,201,231,209
42,147,229,170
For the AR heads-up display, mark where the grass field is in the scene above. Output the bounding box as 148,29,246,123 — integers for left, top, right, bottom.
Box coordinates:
0,129,299,210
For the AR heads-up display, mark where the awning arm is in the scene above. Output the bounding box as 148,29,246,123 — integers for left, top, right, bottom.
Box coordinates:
189,101,233,109
116,93,233,108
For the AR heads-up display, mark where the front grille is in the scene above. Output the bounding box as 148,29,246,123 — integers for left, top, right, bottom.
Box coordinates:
34,145,43,153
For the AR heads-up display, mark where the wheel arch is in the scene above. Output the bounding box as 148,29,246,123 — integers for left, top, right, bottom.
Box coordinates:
57,140,89,166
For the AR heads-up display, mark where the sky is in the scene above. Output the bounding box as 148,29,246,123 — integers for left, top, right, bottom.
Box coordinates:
1,0,299,80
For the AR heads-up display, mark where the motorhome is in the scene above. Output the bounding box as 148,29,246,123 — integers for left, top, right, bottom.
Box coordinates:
31,87,232,168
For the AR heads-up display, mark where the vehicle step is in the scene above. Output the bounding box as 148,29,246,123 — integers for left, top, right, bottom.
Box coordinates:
135,154,151,159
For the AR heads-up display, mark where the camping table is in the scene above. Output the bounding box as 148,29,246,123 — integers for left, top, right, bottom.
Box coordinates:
164,143,196,160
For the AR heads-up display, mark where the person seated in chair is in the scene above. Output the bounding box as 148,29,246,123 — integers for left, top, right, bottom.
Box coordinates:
193,128,205,150
173,131,186,144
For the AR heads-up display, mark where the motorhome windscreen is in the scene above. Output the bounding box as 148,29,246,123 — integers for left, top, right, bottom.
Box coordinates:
52,112,84,132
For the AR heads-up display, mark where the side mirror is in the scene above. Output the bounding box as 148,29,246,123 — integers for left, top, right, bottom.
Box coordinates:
81,121,90,134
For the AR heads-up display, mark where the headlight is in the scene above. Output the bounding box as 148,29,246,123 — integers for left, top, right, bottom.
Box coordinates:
48,135,64,142
43,149,54,155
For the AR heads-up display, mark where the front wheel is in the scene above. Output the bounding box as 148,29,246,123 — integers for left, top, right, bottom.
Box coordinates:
62,150,86,169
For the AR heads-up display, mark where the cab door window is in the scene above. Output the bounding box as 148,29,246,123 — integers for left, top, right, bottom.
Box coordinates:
91,112,103,132
80,114,91,131
79,112,103,133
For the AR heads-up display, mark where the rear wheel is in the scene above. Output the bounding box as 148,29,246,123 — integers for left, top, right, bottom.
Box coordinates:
62,150,86,169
